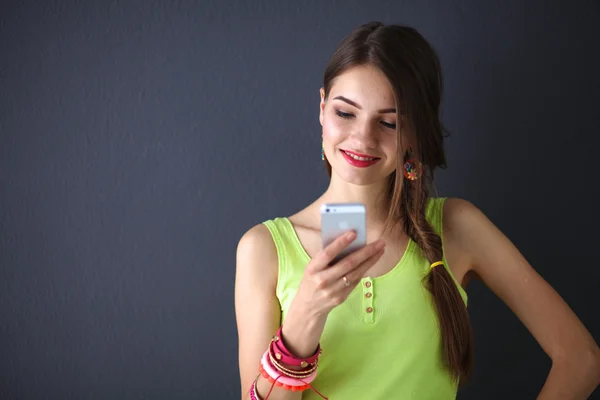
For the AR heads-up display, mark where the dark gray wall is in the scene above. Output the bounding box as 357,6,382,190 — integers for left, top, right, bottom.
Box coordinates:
1,1,599,399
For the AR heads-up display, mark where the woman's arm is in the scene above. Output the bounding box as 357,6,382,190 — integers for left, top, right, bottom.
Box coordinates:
235,224,302,400
235,223,385,399
444,198,600,399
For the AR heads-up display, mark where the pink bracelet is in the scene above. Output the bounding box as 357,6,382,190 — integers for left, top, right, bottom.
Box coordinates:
271,326,321,368
261,350,317,386
250,380,261,400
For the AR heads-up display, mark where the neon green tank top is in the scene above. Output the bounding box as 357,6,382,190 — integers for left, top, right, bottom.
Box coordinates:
262,197,468,399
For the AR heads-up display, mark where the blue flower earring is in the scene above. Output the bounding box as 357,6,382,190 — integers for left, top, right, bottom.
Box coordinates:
321,141,325,161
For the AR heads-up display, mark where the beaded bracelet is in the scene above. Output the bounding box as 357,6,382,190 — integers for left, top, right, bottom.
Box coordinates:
260,364,312,392
250,379,261,400
270,326,321,368
268,351,318,378
261,350,316,387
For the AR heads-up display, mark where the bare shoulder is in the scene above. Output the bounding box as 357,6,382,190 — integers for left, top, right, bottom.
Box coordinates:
442,196,496,251
441,197,488,285
442,197,480,219
235,223,282,397
236,223,279,286
441,196,526,280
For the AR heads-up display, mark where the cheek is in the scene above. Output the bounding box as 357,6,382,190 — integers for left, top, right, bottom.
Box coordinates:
322,114,347,142
382,133,399,152
377,133,399,165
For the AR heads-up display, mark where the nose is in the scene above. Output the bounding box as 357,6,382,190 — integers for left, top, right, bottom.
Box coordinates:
349,119,379,151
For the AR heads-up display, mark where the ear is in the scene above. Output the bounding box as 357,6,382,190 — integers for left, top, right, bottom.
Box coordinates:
319,87,326,126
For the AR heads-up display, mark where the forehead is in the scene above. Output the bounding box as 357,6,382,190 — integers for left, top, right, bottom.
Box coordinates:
328,65,396,107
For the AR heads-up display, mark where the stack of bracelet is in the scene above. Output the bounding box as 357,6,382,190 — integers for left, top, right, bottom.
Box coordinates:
250,325,328,400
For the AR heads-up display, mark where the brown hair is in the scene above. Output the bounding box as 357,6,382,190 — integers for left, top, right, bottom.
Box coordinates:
321,21,474,383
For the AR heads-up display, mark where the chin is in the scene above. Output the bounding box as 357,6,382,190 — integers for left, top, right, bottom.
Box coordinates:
335,168,385,186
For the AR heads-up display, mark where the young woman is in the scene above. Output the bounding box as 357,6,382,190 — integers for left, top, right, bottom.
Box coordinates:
234,22,600,399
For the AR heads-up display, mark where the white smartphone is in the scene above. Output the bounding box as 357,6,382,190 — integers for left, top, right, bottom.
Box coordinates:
320,203,366,266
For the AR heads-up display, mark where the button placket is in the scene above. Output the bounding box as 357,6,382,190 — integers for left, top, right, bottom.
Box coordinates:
362,277,374,323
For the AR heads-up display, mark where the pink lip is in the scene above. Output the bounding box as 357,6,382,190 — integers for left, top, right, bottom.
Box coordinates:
341,150,380,168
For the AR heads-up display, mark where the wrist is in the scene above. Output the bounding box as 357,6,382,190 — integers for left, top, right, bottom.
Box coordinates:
281,317,325,358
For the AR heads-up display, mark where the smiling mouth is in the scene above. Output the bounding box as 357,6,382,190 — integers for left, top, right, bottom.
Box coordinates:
340,150,381,168
341,149,380,161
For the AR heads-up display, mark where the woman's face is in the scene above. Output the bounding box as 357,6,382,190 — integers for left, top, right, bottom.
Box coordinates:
320,64,408,186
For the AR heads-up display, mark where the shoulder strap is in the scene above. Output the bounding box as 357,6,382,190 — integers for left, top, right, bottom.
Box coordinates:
425,197,446,237
262,218,309,316
262,219,287,267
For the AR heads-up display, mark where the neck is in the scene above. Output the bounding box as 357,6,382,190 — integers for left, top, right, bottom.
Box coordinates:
316,172,399,233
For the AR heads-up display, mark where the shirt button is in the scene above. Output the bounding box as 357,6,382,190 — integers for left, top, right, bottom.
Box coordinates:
366,307,373,313
365,292,372,298
364,281,372,288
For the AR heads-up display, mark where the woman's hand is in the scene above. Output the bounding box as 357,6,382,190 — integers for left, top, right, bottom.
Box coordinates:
296,231,386,317
280,231,386,357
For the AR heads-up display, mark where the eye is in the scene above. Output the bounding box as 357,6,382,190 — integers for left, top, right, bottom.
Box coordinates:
335,110,354,119
381,121,396,129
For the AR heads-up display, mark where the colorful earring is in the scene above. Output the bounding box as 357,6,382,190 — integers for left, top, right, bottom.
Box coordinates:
321,141,325,161
402,147,422,180
402,160,421,180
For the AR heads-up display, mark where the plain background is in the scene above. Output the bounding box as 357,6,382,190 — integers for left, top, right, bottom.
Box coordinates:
1,1,599,399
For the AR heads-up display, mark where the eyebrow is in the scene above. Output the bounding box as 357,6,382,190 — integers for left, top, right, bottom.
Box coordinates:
333,96,396,114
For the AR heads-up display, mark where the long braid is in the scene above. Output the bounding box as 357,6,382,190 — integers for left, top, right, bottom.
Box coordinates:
401,174,474,383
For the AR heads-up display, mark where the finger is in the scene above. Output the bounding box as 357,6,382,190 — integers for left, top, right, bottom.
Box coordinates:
312,230,357,271
342,247,385,287
323,242,385,283
328,247,385,294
